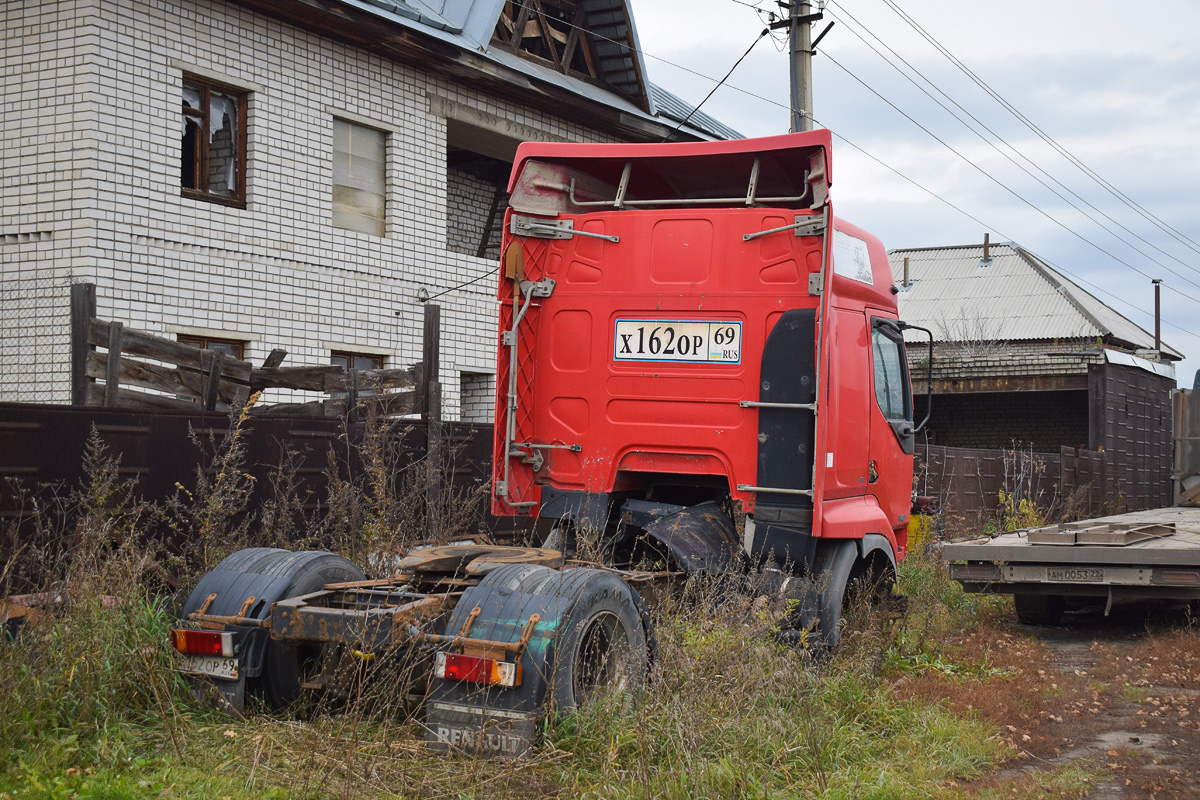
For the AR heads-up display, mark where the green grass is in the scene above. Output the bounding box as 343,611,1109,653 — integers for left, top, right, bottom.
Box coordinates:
2,546,1092,800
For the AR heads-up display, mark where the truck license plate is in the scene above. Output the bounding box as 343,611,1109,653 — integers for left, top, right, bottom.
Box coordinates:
613,320,741,364
185,654,239,680
1046,567,1103,582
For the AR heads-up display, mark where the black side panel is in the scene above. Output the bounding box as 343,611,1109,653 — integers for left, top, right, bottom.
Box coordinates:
537,487,610,528
756,309,817,511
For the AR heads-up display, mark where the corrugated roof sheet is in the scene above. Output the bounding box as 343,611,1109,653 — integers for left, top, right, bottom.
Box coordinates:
888,242,1182,359
649,84,742,141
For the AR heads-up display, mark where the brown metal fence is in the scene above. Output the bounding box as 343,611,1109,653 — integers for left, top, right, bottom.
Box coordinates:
0,402,534,586
914,443,1110,535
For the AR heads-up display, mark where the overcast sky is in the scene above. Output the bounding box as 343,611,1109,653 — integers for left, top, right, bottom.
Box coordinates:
629,0,1200,387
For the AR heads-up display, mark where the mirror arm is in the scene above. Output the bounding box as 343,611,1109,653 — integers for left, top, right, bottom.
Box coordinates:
898,322,934,434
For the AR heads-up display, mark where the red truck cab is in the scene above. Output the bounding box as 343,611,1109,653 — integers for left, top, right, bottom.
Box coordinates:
491,131,916,588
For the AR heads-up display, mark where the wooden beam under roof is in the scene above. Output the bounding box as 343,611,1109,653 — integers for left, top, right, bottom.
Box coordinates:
231,0,674,139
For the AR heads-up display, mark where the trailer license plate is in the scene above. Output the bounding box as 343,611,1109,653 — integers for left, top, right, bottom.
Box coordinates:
1046,567,1103,582
614,320,741,364
185,654,239,680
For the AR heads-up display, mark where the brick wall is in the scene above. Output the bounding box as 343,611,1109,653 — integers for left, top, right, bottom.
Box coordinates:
446,168,502,261
460,371,496,424
0,0,615,414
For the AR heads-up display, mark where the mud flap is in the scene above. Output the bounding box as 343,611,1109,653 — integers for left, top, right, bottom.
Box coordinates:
638,500,742,574
424,565,568,757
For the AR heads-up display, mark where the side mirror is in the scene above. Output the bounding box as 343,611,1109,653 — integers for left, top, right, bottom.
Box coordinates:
897,322,933,434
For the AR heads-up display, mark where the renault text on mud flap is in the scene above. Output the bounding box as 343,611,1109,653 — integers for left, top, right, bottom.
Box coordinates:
432,725,527,755
613,319,742,364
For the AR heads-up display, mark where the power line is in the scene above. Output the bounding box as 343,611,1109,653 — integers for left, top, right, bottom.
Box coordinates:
660,28,769,142
816,118,1200,345
876,0,1200,259
424,265,499,301
440,2,1198,347
820,49,1200,307
825,1,1200,287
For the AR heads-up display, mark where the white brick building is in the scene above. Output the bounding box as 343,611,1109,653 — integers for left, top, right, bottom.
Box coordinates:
0,0,735,419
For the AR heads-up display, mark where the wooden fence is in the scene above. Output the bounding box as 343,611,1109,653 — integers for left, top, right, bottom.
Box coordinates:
1176,388,1200,506
69,283,440,419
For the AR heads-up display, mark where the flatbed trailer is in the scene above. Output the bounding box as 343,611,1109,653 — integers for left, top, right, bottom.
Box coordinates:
943,506,1200,624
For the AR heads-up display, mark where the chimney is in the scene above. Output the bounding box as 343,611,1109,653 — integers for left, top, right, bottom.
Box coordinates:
1152,278,1162,352
980,233,992,266
903,256,910,288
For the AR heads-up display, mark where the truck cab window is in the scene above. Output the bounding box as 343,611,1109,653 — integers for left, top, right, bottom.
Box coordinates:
871,323,911,422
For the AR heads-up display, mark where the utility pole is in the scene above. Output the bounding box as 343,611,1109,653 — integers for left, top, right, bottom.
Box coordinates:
772,1,832,133
789,0,813,132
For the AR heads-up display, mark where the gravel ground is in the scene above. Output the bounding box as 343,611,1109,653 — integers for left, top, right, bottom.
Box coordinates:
895,600,1200,799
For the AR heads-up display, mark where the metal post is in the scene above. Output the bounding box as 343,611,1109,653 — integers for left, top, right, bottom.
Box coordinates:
789,0,814,132
1152,279,1162,352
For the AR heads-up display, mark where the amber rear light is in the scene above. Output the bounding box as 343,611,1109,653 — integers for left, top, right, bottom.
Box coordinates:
434,651,521,687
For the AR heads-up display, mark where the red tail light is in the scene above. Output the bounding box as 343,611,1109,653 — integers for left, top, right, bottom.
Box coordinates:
434,651,521,687
171,629,234,657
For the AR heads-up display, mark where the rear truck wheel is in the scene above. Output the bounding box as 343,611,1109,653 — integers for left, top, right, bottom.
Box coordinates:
253,551,366,709
1014,593,1064,626
424,565,650,757
176,548,364,713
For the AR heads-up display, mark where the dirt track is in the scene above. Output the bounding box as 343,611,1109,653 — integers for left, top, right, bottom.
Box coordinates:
896,601,1200,798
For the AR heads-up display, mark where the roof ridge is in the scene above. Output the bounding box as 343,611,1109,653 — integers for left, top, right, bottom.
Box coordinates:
888,241,1017,254
1013,247,1109,337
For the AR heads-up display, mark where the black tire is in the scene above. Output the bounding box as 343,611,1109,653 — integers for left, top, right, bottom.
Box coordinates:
545,568,649,712
180,547,290,619
809,539,858,649
212,547,289,574
425,566,651,754
1014,594,1064,626
251,550,366,709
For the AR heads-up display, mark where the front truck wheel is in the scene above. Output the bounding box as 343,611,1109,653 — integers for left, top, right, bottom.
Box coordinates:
780,539,895,650
424,565,650,756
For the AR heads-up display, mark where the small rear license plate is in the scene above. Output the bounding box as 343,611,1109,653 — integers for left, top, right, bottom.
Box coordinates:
613,320,741,364
185,654,239,680
1046,567,1103,582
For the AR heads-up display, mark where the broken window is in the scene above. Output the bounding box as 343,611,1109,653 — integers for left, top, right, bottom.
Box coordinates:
333,118,387,236
181,75,247,206
330,351,383,371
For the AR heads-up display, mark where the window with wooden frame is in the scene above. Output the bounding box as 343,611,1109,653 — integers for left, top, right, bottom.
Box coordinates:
492,0,601,81
333,118,387,236
330,351,383,371
181,75,248,206
178,335,246,361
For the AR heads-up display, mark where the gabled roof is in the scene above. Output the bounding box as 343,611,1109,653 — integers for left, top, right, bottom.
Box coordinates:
888,242,1182,360
308,0,738,141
